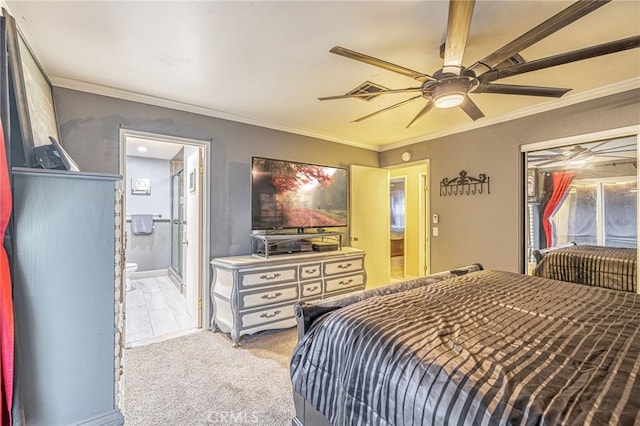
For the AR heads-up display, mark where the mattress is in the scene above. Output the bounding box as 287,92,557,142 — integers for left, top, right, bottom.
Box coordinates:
290,270,640,425
532,245,636,292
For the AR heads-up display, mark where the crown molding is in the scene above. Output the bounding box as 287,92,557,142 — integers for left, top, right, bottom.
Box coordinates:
379,78,640,152
50,76,378,152
51,75,638,154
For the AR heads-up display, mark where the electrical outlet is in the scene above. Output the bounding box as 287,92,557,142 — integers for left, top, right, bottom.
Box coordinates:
433,227,439,236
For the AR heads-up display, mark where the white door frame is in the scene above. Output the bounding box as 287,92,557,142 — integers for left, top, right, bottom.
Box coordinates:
419,171,430,276
118,129,211,329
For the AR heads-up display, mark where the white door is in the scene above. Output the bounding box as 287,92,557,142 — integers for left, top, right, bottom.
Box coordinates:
420,172,430,276
185,148,202,327
350,165,390,288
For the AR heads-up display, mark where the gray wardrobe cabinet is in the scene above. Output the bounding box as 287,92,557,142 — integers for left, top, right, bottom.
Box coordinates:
12,168,124,425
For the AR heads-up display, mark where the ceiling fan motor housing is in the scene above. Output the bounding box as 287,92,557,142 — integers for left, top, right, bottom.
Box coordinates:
423,74,479,107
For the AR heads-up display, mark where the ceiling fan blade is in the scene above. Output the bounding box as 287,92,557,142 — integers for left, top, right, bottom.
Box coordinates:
593,148,638,155
468,0,610,76
480,35,640,82
442,0,476,75
474,83,570,98
330,46,434,82
459,97,485,121
588,140,614,151
352,95,422,123
596,155,637,159
405,101,435,128
533,158,564,167
591,144,637,155
318,87,423,101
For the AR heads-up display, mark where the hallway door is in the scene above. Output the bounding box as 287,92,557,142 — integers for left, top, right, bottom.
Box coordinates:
185,148,203,327
350,165,390,288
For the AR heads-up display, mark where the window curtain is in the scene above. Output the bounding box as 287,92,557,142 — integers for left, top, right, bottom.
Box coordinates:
540,170,576,248
568,185,597,245
0,15,15,425
604,182,637,247
390,189,405,230
0,119,13,426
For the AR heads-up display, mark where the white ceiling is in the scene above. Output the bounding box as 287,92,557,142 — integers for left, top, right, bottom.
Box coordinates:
5,0,640,152
125,136,183,160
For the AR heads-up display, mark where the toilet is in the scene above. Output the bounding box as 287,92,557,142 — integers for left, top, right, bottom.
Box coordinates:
125,262,138,291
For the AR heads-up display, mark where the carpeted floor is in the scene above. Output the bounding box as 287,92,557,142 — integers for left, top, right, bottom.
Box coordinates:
124,327,298,425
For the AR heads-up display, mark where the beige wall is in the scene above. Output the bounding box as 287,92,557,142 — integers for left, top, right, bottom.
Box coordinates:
380,89,640,273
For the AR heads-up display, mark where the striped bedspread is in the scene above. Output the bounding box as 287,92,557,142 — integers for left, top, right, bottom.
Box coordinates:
290,270,640,425
532,245,636,292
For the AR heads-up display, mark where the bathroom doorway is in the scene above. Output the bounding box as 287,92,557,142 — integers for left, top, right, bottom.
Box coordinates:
118,130,210,348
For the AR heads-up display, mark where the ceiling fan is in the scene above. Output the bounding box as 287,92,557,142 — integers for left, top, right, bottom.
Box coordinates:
527,139,637,168
319,0,640,128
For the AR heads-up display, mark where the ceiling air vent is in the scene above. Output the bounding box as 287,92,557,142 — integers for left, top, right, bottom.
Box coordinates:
347,81,389,101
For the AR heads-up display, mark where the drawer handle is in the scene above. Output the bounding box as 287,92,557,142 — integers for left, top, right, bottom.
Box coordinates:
260,310,281,319
261,292,282,300
304,268,318,274
337,263,352,269
338,279,354,286
306,286,319,292
259,273,281,281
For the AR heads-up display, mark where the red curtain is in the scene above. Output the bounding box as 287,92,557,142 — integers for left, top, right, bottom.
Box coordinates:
0,119,13,425
542,170,576,247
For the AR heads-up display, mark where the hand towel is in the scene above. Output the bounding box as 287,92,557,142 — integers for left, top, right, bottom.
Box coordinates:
131,214,154,235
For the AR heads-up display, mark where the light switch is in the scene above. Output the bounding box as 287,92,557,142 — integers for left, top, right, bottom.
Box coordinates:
432,214,439,224
433,227,439,236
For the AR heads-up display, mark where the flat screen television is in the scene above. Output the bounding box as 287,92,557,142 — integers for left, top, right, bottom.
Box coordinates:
251,156,348,231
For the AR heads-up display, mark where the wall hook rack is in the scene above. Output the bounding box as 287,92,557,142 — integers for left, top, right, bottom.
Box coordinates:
440,170,490,196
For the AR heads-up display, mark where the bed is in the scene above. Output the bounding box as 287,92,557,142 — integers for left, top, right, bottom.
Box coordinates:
532,243,637,292
290,267,640,426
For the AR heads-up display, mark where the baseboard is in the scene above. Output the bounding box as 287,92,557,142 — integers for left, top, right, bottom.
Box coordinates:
126,328,200,348
130,268,168,279
75,408,124,426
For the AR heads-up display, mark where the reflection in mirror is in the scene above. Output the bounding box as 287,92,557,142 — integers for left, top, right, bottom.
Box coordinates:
525,136,637,274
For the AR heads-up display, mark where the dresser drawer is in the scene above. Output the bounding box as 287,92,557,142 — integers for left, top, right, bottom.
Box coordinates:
324,257,364,276
300,280,322,298
299,263,322,280
325,272,366,293
239,266,297,288
240,284,298,310
241,305,295,328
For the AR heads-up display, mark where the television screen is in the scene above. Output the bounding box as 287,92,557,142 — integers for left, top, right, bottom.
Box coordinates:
251,157,348,230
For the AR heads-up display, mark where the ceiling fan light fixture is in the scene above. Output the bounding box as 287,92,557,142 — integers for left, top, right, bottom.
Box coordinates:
434,92,466,108
425,76,475,109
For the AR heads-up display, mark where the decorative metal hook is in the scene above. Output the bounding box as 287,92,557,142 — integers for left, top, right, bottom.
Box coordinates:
440,170,490,197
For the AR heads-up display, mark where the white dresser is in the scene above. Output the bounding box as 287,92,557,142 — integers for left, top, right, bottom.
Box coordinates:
210,247,366,346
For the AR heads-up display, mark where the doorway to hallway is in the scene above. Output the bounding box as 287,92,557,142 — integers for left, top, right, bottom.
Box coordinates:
388,162,429,281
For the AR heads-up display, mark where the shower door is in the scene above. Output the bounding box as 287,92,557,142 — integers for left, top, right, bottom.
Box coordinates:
170,170,184,279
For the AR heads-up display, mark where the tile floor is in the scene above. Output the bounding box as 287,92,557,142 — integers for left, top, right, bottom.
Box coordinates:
125,275,196,347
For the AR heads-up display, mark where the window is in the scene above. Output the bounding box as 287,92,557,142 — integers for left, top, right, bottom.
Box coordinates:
554,178,636,248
